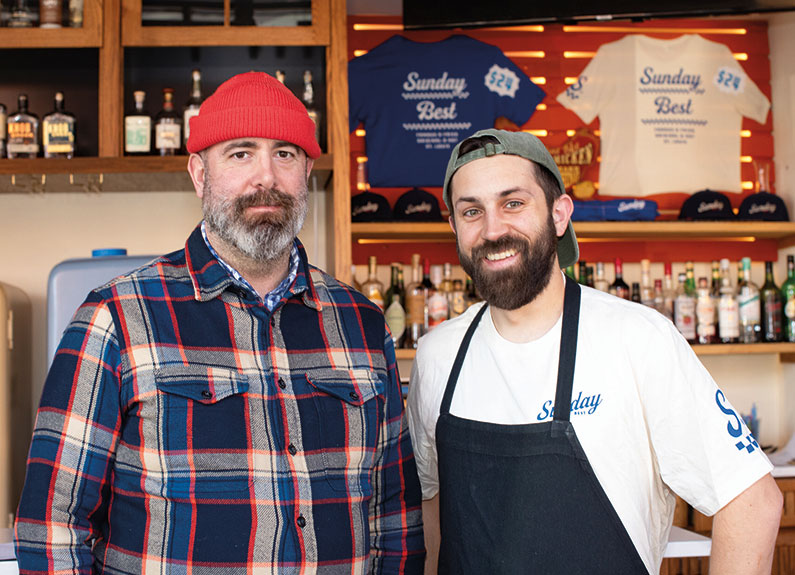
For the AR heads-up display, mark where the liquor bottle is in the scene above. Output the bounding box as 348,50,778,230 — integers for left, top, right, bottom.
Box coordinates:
125,90,152,155
465,276,481,308
275,70,286,84
302,70,321,146
718,258,740,344
39,0,62,28
593,262,609,293
781,255,795,343
360,255,385,311
653,279,665,316
405,254,426,349
42,91,76,159
585,266,594,288
631,282,641,303
684,261,696,296
578,261,588,286
384,263,402,307
7,94,39,159
183,68,203,150
737,257,761,343
640,259,654,307
422,258,434,291
440,262,455,311
68,0,83,27
710,260,721,298
0,103,7,158
8,0,34,27
384,290,406,349
427,265,449,330
674,272,696,343
760,261,782,342
609,258,630,300
695,277,717,344
450,279,466,319
662,262,676,322
564,265,576,280
154,88,181,156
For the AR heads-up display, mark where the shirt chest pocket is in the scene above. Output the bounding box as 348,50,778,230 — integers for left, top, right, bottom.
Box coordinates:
139,366,253,498
303,370,384,495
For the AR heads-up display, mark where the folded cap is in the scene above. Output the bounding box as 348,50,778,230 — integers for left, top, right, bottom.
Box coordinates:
443,128,579,269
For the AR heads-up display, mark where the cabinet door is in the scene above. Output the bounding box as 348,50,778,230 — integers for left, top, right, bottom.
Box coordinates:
121,0,330,46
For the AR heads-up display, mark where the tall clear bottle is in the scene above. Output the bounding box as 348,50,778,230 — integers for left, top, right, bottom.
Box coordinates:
427,265,449,331
405,254,426,349
593,262,609,293
674,272,696,343
124,90,151,155
155,88,181,156
640,259,655,307
662,263,676,322
384,264,406,349
737,257,761,343
718,258,740,343
609,258,630,300
42,91,76,159
760,261,783,342
782,255,795,343
183,68,203,151
7,94,39,159
360,256,385,311
695,277,717,344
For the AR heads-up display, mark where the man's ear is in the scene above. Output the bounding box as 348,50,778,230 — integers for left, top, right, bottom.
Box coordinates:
448,214,457,236
187,153,206,199
552,193,574,237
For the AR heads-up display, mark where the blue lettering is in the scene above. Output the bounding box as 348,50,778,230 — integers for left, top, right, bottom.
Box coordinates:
654,96,693,115
537,400,554,421
640,66,654,85
716,390,743,438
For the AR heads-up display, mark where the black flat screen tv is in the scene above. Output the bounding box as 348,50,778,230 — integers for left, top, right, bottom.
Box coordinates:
403,0,795,29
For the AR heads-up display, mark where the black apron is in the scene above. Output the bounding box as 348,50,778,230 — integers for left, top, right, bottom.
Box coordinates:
435,276,648,574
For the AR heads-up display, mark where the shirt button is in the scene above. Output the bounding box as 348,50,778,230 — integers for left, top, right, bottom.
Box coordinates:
278,378,287,389
201,390,213,399
297,515,306,528
349,391,359,401
288,444,297,455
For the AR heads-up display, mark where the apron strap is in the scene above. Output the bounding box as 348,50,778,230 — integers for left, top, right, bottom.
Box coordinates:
552,275,582,422
439,303,489,416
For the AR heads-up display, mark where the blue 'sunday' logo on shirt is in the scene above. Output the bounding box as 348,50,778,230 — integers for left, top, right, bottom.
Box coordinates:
537,390,603,421
715,389,759,454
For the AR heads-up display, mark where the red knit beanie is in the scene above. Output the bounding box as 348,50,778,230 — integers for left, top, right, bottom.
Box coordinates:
186,71,322,158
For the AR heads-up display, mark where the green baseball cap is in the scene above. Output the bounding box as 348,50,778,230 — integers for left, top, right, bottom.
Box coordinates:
443,128,579,269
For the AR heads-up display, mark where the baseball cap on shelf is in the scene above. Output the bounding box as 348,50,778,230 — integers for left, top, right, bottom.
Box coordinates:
678,190,735,220
186,71,321,158
393,188,443,221
737,192,790,221
351,191,392,222
443,128,578,269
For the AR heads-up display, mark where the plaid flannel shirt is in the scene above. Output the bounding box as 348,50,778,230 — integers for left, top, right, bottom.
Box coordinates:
15,225,424,574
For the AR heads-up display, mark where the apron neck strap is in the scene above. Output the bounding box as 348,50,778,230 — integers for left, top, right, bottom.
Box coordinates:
552,275,582,422
439,303,489,416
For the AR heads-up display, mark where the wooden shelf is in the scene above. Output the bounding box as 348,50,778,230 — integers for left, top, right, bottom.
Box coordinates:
352,221,795,248
0,153,333,176
0,0,102,48
396,343,795,362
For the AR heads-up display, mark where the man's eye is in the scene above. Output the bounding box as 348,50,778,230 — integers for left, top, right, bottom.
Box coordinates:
462,208,480,217
276,149,296,159
506,200,523,209
231,151,249,160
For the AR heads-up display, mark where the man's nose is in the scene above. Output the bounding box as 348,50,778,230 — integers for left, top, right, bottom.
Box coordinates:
481,211,509,241
253,155,276,189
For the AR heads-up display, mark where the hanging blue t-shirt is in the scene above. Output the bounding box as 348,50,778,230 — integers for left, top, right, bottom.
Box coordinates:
349,35,546,188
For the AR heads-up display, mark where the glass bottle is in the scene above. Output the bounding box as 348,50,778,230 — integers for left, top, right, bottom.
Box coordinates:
662,262,676,322
593,262,609,293
585,266,594,288
695,277,717,344
302,69,321,146
384,284,406,350
450,279,466,319
39,0,62,28
155,88,181,156
360,255,385,311
427,264,449,330
710,260,721,299
674,272,696,343
183,68,203,151
609,258,630,300
440,262,455,311
631,282,641,304
640,258,654,307
7,94,39,159
737,257,761,343
718,258,740,344
8,0,35,27
0,103,7,159
68,0,83,27
781,255,795,343
465,276,481,308
653,279,665,316
422,258,434,291
42,91,76,159
125,90,152,155
405,254,426,349
578,261,588,286
564,265,576,281
275,69,286,85
760,261,782,342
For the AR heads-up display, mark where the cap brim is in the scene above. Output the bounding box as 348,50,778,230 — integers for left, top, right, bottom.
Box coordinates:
557,221,579,269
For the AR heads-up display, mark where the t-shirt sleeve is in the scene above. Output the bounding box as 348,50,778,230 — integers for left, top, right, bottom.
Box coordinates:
348,55,368,133
484,44,546,126
556,45,609,125
406,342,442,500
636,317,772,517
711,44,770,125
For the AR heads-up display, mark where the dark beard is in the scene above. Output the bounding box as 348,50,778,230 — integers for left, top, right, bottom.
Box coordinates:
457,214,558,310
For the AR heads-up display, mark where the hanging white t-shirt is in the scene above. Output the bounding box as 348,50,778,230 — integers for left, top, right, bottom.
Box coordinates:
407,282,772,574
555,34,770,197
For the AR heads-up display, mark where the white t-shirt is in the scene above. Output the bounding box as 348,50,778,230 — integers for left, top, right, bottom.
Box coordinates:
406,282,772,574
555,34,770,197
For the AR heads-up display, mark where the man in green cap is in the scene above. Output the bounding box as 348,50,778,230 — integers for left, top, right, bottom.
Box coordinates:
407,128,781,574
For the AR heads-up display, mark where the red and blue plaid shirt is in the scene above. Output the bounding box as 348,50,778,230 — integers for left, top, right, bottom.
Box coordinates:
15,225,424,574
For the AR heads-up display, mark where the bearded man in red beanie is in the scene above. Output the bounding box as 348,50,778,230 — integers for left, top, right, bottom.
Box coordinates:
15,71,425,574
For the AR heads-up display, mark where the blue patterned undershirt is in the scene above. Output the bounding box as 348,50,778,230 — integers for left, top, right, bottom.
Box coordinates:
201,220,300,311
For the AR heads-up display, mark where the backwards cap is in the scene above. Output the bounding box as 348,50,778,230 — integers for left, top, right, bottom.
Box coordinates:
186,71,321,158
443,128,579,269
